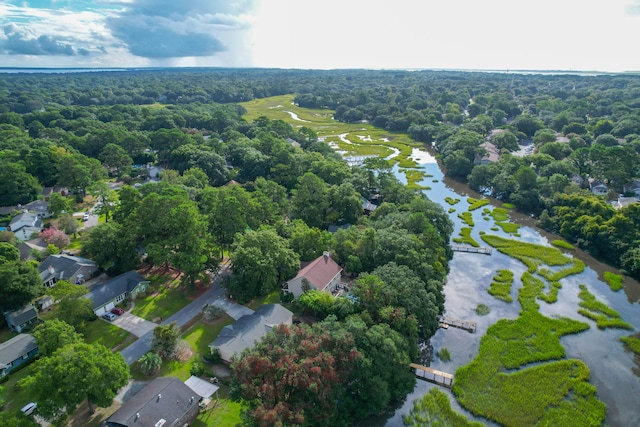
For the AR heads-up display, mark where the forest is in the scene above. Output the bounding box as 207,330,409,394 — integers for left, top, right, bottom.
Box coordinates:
0,68,639,425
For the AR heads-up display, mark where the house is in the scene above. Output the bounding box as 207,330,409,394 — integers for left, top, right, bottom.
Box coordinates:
184,375,219,401
209,304,293,363
0,334,39,377
570,174,585,187
8,211,42,241
474,141,500,165
104,377,200,427
612,196,639,210
362,197,377,215
23,200,51,218
623,180,640,197
589,178,608,196
39,254,97,288
283,252,343,299
4,305,38,333
35,295,54,311
86,271,149,316
42,186,69,200
17,237,47,261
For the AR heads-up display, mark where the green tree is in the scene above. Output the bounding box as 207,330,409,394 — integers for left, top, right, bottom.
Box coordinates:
152,322,180,359
138,352,162,376
0,161,40,206
56,213,78,238
286,219,332,262
228,228,299,302
0,411,38,427
56,297,95,333
89,181,116,222
19,342,129,420
292,172,328,228
47,192,71,217
0,259,43,313
99,143,132,177
0,242,20,263
82,222,139,274
32,319,83,357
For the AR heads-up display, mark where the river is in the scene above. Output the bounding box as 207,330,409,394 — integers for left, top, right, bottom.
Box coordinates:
362,147,640,427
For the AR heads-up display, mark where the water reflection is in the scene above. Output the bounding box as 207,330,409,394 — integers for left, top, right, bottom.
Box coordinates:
379,148,640,427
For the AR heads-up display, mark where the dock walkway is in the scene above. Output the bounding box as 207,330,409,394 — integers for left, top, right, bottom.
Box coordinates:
451,245,492,255
410,363,454,388
438,316,477,333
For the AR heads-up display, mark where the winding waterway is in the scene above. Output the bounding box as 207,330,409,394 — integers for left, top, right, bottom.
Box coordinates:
367,148,640,427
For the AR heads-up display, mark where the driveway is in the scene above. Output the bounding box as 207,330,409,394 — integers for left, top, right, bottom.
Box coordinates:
111,312,157,338
120,265,252,365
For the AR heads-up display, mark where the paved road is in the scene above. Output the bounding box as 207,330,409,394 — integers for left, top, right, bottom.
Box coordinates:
120,266,250,365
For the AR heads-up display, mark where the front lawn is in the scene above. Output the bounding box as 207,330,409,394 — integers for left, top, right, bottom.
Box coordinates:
83,319,136,350
183,315,235,355
131,273,192,321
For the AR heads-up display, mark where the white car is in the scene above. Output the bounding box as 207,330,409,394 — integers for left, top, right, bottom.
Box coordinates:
83,212,90,221
20,402,36,416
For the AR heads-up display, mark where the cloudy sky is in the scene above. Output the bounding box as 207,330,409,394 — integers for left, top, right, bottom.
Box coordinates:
1,0,639,71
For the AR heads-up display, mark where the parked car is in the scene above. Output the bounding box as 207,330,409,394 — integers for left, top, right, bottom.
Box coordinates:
20,402,37,416
83,212,90,221
103,312,117,322
111,307,125,315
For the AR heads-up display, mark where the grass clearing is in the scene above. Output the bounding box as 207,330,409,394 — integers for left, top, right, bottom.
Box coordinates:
83,319,136,350
603,271,624,291
132,274,192,321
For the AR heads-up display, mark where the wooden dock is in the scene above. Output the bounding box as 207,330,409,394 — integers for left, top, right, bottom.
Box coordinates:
438,316,477,333
451,245,492,255
410,363,454,388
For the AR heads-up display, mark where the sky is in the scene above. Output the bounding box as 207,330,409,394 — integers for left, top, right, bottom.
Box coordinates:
0,0,639,72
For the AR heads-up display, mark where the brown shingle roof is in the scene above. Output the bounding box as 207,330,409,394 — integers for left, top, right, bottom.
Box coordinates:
293,254,342,291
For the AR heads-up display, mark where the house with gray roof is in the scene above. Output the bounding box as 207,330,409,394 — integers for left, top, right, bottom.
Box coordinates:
209,304,293,363
9,211,42,241
4,305,38,333
39,254,97,288
0,334,38,378
105,377,200,427
17,237,47,261
86,271,148,316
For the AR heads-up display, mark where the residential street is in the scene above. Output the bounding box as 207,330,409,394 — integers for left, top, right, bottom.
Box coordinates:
119,265,251,365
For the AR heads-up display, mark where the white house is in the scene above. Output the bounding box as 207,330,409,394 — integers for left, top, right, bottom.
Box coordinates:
8,211,42,241
283,253,343,299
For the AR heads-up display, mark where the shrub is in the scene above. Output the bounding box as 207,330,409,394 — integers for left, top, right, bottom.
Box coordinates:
190,361,205,377
202,304,226,321
203,348,222,364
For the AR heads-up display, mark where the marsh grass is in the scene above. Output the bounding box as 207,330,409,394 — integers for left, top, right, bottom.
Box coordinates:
403,388,484,427
481,235,572,273
467,197,489,211
488,269,514,302
437,348,452,362
453,228,480,247
445,197,461,205
495,221,520,234
489,208,509,222
577,284,633,330
448,208,456,214
453,272,600,427
603,271,624,291
475,304,491,315
620,336,640,355
552,240,574,250
502,203,515,209
458,211,474,227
